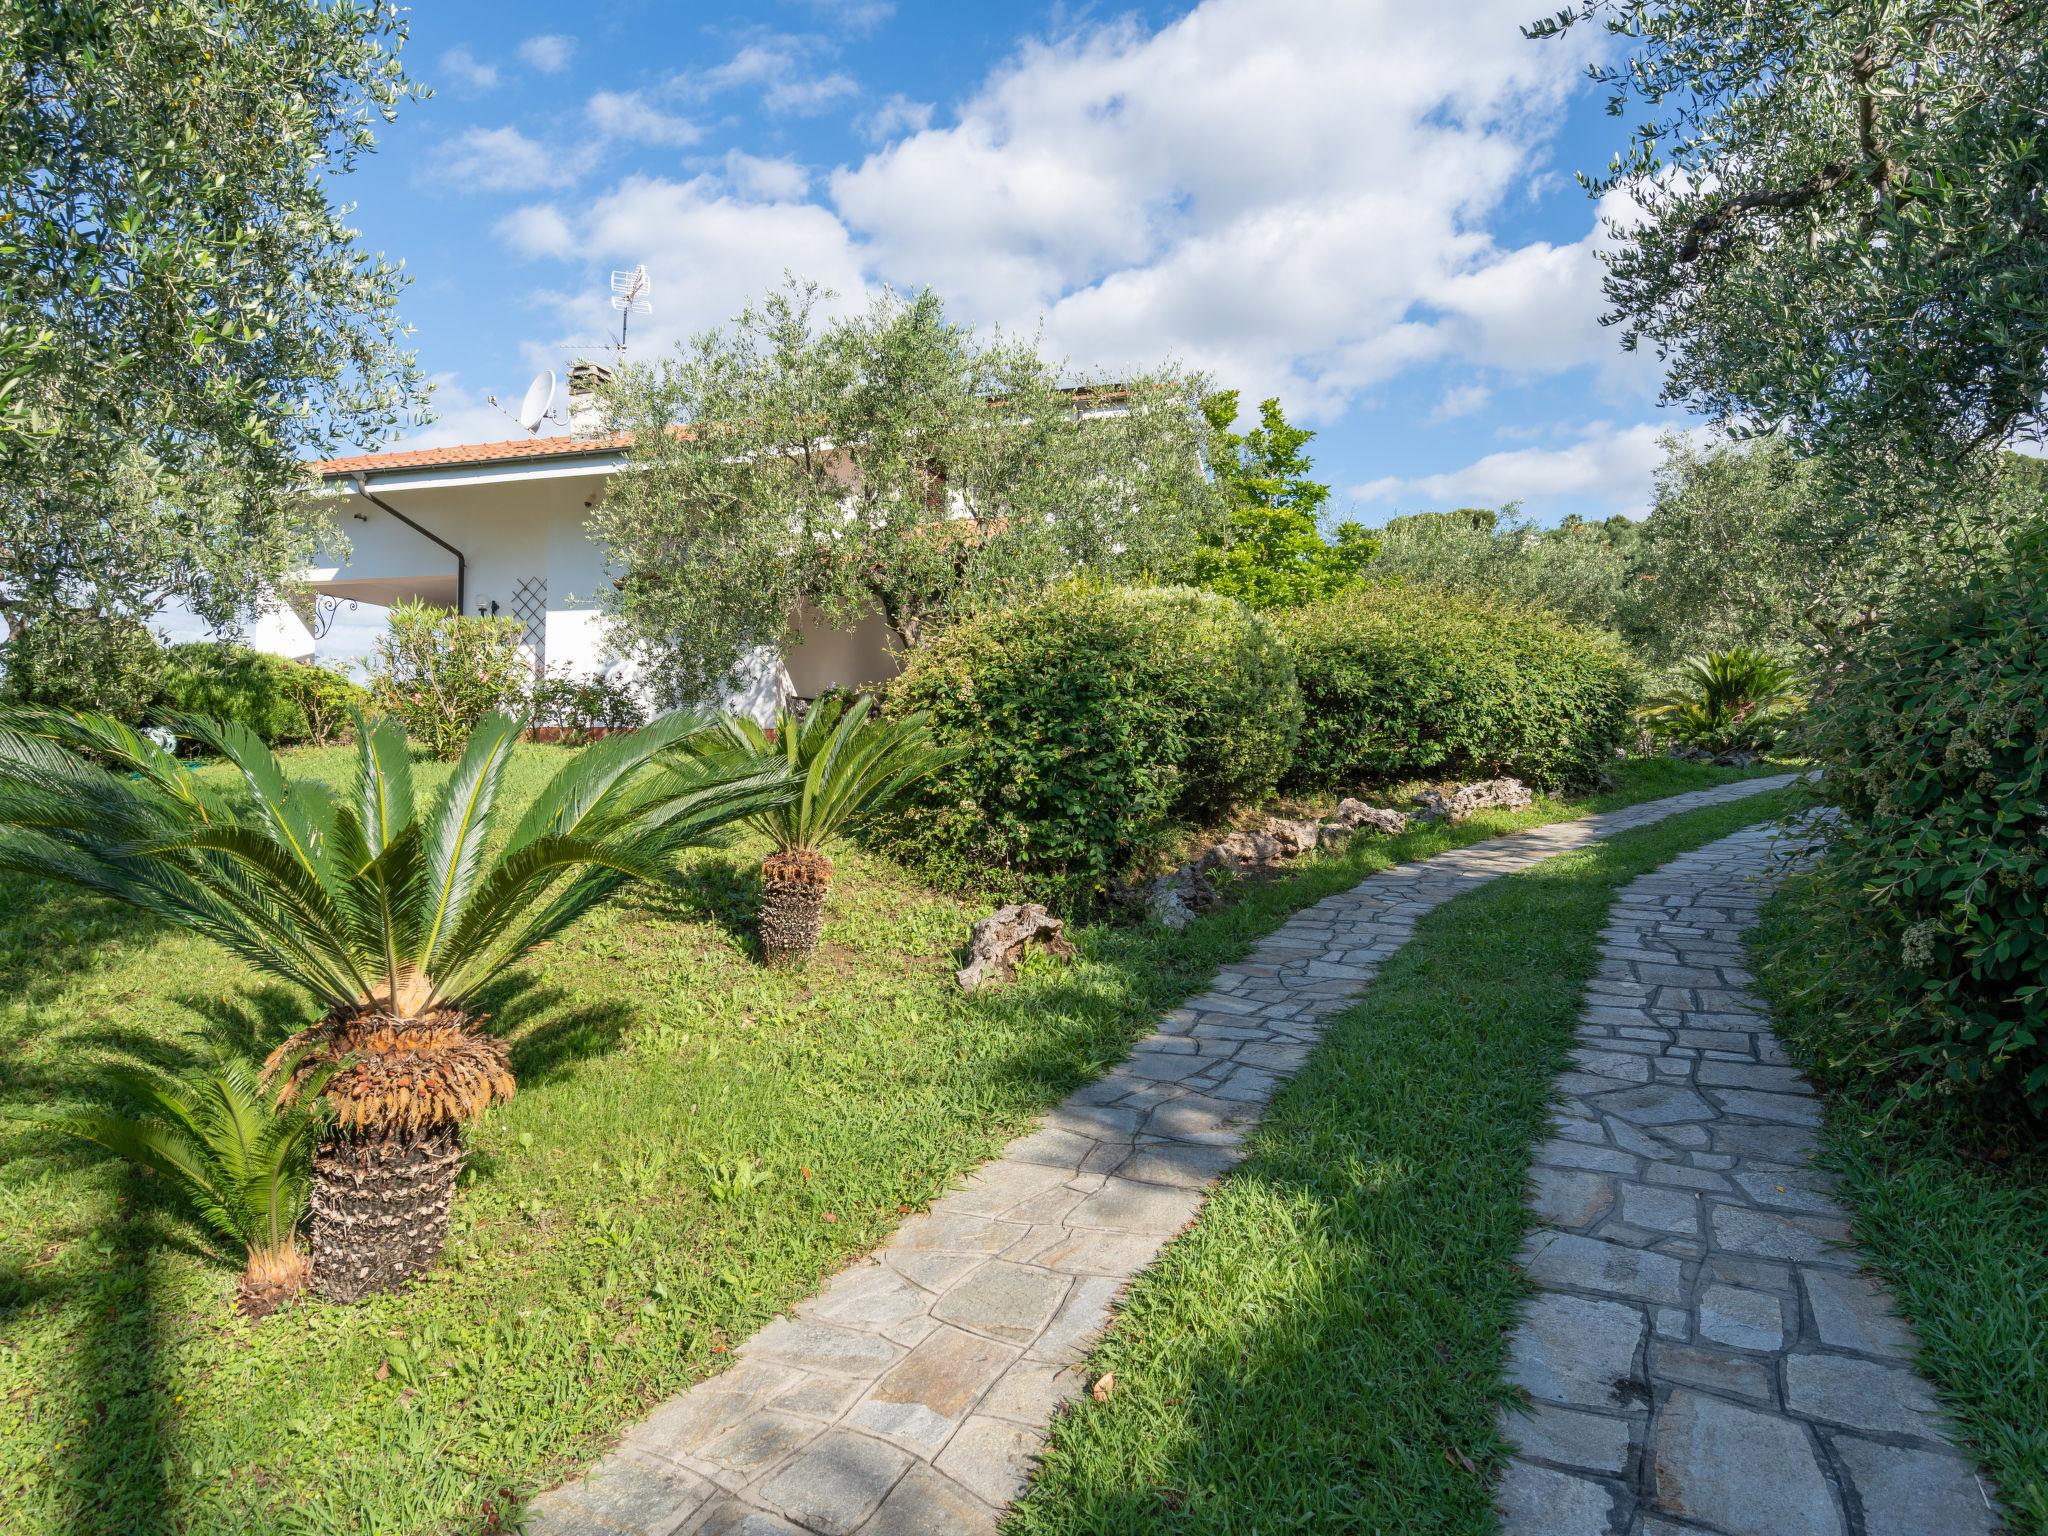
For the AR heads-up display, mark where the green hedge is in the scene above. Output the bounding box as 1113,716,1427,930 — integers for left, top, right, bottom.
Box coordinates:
1276,583,1638,790
0,614,164,718
886,583,1302,904
158,643,366,746
1804,541,2048,1121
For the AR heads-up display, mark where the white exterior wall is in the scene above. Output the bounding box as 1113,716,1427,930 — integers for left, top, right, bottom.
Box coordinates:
309,455,902,722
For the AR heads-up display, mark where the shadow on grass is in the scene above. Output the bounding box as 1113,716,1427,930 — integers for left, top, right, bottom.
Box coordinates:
0,876,171,1011
25,1171,184,1536
625,855,765,962
470,973,640,1089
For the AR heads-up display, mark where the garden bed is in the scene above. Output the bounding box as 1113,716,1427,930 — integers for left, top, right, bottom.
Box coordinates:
0,744,1781,1535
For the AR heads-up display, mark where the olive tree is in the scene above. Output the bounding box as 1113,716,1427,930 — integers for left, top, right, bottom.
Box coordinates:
1532,1,2048,479
594,282,1219,703
1,0,425,671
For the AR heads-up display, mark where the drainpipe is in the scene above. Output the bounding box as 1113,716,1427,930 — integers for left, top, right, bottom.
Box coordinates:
349,474,466,613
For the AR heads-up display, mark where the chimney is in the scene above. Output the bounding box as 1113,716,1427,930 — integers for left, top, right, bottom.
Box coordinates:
566,358,614,438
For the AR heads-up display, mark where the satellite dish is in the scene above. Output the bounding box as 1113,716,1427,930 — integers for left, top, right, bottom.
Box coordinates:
517,369,556,432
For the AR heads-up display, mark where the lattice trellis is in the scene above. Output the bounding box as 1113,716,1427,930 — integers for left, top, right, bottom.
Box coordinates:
510,576,547,675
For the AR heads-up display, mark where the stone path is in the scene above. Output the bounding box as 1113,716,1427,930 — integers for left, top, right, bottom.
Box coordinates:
1498,820,2002,1536
525,775,1796,1536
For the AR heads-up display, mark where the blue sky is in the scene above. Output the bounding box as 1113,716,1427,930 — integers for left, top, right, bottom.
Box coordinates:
342,0,1690,526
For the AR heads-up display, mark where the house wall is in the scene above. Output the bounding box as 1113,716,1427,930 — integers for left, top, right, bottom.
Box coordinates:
312,462,903,721
783,603,904,698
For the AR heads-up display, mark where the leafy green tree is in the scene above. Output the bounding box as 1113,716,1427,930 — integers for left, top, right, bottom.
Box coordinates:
1,0,426,667
1532,1,2048,475
596,282,1219,704
1619,435,2036,665
1191,392,1378,608
1370,503,1638,637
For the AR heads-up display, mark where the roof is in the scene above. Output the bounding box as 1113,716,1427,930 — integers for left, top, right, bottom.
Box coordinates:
311,432,631,478
311,384,1143,481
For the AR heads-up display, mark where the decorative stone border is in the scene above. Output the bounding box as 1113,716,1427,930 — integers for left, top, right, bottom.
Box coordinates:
525,775,1798,1536
1498,820,2001,1536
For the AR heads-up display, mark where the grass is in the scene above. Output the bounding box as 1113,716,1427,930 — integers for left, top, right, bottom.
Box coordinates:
1752,874,2048,1534
1008,786,1800,1536
0,745,1778,1536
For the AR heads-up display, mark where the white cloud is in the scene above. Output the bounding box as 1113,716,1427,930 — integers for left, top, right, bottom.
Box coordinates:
437,46,500,93
861,93,933,141
525,174,870,365
766,71,858,115
680,37,860,116
828,0,1601,412
586,90,701,148
797,0,894,33
439,126,589,193
1354,422,1674,518
496,204,577,260
725,151,811,202
403,373,531,450
1422,188,1657,393
1429,383,1492,422
518,34,576,74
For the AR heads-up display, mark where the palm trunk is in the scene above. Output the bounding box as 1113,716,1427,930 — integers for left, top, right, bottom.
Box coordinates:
237,1243,313,1319
310,1126,467,1302
267,1006,513,1303
759,848,833,965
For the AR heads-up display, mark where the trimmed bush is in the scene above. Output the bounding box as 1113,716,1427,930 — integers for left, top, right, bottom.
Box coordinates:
1804,543,2048,1120
367,600,531,759
0,613,163,718
886,582,1302,904
158,643,368,746
529,667,646,744
1277,583,1638,790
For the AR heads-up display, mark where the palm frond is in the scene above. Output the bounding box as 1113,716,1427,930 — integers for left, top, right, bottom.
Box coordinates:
712,697,959,855
418,711,523,973
505,708,716,853
354,711,416,858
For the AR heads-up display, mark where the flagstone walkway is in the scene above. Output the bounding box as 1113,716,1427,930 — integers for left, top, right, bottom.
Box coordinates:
524,775,1796,1536
1498,819,2002,1536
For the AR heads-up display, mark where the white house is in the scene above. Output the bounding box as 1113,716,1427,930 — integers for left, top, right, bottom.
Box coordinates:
305,375,902,720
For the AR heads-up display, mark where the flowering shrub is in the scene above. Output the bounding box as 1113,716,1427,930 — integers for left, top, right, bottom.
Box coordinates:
1803,536,2048,1119
366,600,531,758
528,667,646,744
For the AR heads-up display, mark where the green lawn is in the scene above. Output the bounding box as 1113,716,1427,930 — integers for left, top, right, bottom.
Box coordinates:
1008,788,1799,1536
1752,875,2048,1534
0,745,1777,1536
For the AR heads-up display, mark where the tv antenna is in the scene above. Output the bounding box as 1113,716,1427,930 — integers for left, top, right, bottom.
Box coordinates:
487,368,559,435
610,265,652,353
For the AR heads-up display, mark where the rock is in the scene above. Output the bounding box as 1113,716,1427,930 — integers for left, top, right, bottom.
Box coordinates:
1412,777,1534,823
1713,749,1759,767
1261,816,1321,858
1199,830,1284,874
1666,745,1714,763
1331,798,1408,835
1315,822,1352,851
956,904,1076,992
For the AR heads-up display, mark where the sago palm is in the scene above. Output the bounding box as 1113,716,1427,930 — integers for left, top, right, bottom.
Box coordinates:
713,695,958,964
24,1052,338,1317
1642,647,1802,754
0,706,789,1298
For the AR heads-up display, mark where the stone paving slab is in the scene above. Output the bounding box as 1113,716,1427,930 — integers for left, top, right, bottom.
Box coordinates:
524,775,1796,1536
1497,821,2005,1536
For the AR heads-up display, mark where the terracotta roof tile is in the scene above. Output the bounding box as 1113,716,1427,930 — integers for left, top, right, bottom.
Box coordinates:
311,432,632,478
